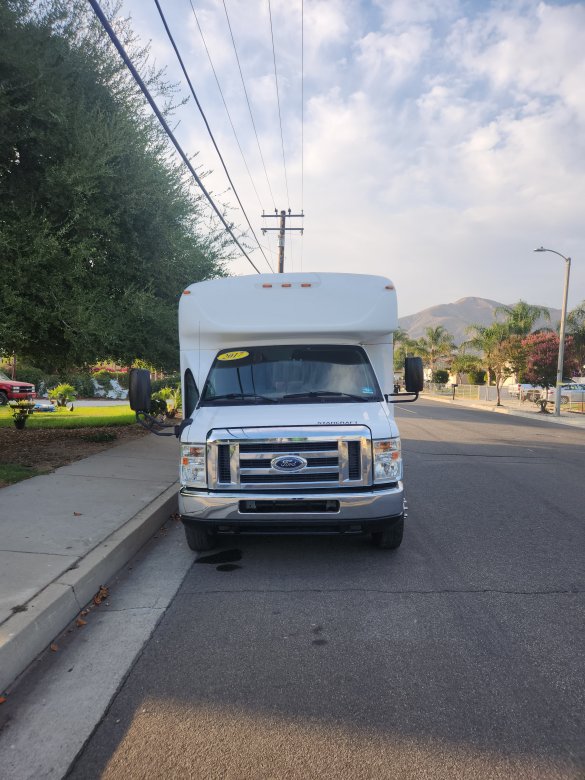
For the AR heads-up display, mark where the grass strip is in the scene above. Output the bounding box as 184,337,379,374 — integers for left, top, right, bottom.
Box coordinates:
0,463,41,485
0,405,136,429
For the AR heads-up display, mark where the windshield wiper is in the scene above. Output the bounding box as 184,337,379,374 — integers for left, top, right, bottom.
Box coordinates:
203,393,278,405
282,391,368,402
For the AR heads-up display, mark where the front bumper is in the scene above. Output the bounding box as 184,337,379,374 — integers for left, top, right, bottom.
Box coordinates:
179,482,404,534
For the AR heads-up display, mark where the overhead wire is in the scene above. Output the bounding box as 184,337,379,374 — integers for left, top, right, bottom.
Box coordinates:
222,0,277,211
267,0,290,208
188,0,264,211
188,0,274,267
153,0,273,272
87,0,261,273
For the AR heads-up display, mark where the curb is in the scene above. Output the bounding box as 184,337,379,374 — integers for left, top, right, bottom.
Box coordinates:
0,483,178,693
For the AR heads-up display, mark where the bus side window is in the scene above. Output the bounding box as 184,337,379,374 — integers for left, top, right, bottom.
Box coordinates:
184,369,199,416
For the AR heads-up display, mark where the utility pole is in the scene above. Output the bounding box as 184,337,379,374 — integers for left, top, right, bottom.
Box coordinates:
261,209,304,273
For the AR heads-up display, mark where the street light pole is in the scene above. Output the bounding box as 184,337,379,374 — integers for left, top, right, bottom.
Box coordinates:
534,247,572,417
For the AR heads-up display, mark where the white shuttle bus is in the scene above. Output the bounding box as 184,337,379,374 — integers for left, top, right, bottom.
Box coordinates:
129,273,423,551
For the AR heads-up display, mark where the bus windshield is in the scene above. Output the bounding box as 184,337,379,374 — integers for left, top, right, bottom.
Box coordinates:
199,345,382,405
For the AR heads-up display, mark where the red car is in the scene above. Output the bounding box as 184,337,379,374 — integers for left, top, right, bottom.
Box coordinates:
0,370,36,404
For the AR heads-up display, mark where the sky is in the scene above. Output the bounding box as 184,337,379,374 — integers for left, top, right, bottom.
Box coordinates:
115,0,585,318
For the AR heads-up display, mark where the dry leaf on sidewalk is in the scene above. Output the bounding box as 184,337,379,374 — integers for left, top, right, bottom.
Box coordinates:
93,585,109,605
50,643,58,652
0,696,7,704
73,512,82,516
76,617,87,627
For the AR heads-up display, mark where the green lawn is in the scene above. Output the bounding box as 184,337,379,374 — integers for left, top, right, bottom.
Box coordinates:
0,404,136,428
0,463,42,484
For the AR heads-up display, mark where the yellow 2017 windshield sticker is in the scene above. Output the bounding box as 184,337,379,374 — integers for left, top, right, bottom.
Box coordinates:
218,351,249,361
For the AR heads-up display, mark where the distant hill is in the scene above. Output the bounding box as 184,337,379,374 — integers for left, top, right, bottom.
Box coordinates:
398,297,561,345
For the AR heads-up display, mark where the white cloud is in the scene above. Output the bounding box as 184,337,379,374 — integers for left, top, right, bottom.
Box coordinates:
355,27,432,87
375,0,460,26
119,0,585,314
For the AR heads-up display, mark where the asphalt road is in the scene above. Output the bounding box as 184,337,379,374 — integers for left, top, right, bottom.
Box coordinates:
64,399,584,779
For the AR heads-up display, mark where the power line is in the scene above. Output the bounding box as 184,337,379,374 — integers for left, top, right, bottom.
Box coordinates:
188,0,264,211
87,0,261,273
153,0,273,272
267,0,290,208
222,0,277,211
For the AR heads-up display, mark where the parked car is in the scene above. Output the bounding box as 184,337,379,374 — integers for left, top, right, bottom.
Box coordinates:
541,383,585,405
508,383,543,401
0,371,36,405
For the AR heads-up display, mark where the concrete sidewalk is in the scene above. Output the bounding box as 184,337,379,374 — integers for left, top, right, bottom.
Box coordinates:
424,391,585,429
0,434,179,693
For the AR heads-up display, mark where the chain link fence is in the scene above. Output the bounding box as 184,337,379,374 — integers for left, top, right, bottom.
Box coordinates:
424,383,585,414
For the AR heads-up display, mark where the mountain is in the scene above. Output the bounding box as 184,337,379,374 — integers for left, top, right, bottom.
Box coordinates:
398,297,561,345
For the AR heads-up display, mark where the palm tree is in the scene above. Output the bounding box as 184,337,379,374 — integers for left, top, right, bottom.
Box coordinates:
393,328,417,374
495,300,550,336
567,301,585,375
413,326,455,377
463,322,523,405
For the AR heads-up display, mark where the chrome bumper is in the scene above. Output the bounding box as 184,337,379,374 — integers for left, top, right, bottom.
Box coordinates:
179,482,404,524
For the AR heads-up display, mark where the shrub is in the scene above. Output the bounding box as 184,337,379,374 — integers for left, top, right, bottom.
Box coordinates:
149,398,167,416
61,373,95,398
432,369,449,384
14,366,59,395
152,385,181,418
15,366,45,390
150,374,180,393
48,383,77,406
468,369,486,385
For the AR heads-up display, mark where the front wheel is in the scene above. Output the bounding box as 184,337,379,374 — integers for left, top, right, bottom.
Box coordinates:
0,391,8,405
184,523,217,552
371,516,404,550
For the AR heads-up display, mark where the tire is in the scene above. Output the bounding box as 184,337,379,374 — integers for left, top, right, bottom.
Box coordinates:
0,391,8,405
560,395,569,406
184,523,217,552
371,516,404,550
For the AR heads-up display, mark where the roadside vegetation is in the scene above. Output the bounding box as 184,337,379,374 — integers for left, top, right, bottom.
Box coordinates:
398,299,585,411
0,0,228,375
0,463,43,486
0,405,136,429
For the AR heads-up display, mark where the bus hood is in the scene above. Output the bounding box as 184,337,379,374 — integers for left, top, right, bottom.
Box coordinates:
182,401,398,441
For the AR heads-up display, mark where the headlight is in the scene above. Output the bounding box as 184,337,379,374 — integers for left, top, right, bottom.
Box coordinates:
373,438,402,483
181,444,206,488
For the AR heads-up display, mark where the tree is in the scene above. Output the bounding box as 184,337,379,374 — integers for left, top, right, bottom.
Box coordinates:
523,332,579,392
567,301,585,376
464,323,526,405
450,352,482,384
393,328,416,372
0,0,227,371
495,300,550,336
411,326,455,376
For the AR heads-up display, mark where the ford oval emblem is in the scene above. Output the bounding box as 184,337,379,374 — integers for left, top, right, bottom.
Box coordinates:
271,455,307,473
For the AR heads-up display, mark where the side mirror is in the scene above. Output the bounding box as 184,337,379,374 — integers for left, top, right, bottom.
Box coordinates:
404,357,424,393
129,368,152,412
